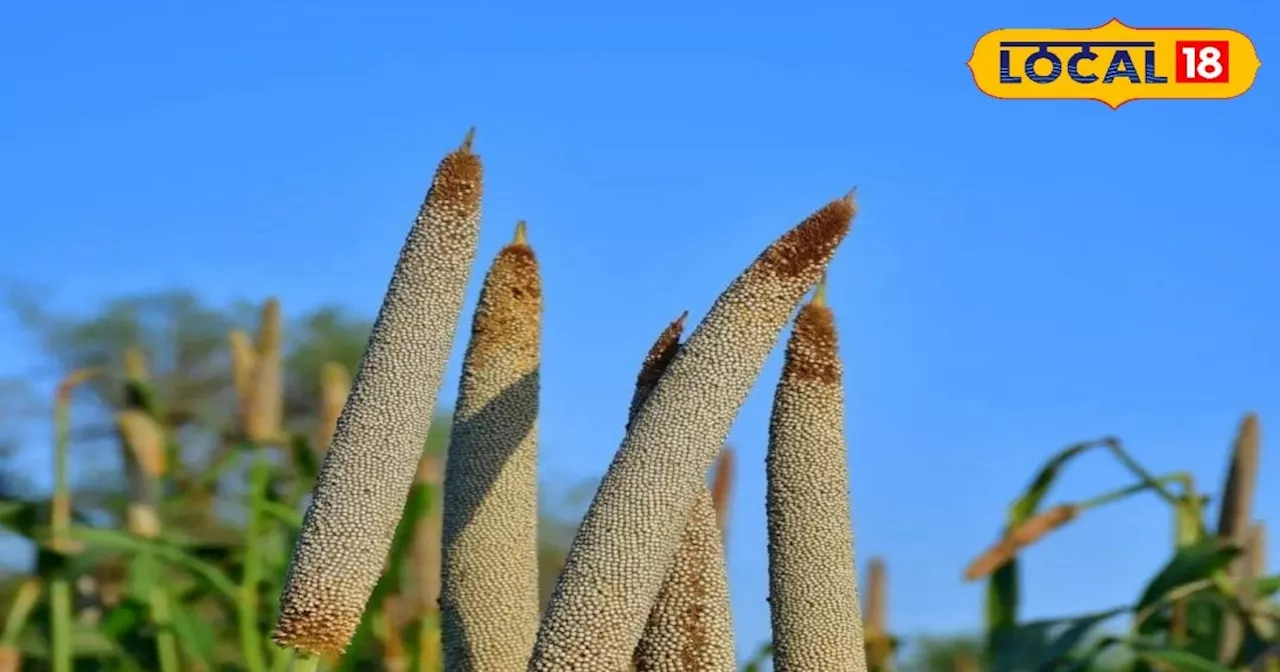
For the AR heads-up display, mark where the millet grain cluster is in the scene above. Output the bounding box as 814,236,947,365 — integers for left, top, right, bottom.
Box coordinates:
244,298,284,443
708,448,734,544
317,362,351,452
272,131,484,657
528,193,855,671
115,410,166,538
629,314,736,672
765,284,868,672
228,329,256,430
440,220,543,671
864,557,892,670
1217,412,1260,664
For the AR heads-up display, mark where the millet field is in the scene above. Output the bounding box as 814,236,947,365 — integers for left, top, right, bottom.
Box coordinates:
0,132,1275,672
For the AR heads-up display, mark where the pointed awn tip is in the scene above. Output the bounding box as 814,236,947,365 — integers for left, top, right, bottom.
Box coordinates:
811,272,828,307
460,127,477,152
513,220,528,245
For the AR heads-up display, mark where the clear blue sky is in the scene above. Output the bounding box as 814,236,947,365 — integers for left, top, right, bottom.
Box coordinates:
1,0,1276,660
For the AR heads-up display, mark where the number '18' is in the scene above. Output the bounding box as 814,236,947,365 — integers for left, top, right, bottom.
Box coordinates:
1175,41,1230,83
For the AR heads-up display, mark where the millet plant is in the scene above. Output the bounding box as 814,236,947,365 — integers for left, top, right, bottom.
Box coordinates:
261,129,865,670
3,129,1274,672
961,413,1278,671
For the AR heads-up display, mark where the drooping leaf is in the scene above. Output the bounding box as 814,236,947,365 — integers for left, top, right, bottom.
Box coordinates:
68,526,239,604
287,433,319,483
1031,606,1129,672
1131,643,1234,672
165,595,217,666
1136,537,1242,612
991,618,1060,672
741,641,774,672
987,440,1105,641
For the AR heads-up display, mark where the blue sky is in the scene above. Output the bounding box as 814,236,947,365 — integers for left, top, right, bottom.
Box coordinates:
1,0,1276,660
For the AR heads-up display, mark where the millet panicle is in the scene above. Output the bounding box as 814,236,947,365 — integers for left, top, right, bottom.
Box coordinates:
115,410,166,539
765,279,867,672
529,193,855,671
244,297,284,444
316,362,351,452
863,557,892,670
272,129,484,657
440,220,543,671
629,313,736,672
1215,412,1260,665
708,447,734,544
228,329,256,431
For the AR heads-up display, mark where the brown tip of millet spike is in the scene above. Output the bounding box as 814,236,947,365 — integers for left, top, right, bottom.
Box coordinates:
843,187,859,218
466,226,542,376
272,615,357,658
759,194,855,279
636,312,687,391
783,302,840,385
432,135,484,212
460,127,477,152
497,220,539,271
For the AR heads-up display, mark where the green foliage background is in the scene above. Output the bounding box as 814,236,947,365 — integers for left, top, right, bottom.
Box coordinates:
0,288,1275,671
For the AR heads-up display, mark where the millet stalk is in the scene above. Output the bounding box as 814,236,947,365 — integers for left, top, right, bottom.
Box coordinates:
244,298,284,444
51,369,98,672
1216,412,1260,665
115,408,180,672
864,557,891,671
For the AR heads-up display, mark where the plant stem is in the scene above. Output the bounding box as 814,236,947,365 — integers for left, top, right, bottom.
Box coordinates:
289,652,322,672
48,580,71,672
1078,471,1192,511
1130,578,1215,633
50,371,96,672
240,454,271,672
1102,437,1179,505
0,579,42,647
150,587,180,672
269,646,295,672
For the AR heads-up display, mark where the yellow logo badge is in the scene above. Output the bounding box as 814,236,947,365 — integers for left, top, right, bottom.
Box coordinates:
967,18,1261,108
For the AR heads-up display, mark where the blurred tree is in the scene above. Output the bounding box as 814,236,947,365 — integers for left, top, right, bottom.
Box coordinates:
0,285,586,607
281,306,372,427
7,288,236,431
